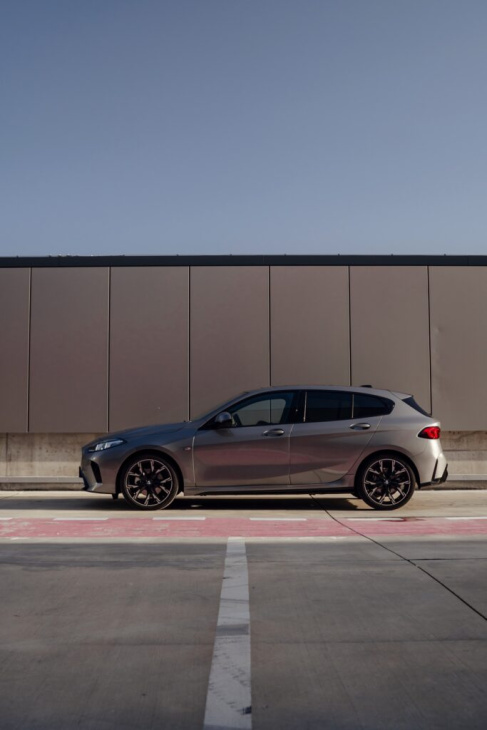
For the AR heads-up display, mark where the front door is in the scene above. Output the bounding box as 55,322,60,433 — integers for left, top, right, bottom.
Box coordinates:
194,391,298,488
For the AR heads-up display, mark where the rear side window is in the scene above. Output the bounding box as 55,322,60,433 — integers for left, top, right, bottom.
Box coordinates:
403,396,430,416
353,393,393,418
305,391,353,422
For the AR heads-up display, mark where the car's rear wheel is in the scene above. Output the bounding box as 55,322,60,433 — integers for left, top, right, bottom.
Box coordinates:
357,455,416,510
120,453,179,510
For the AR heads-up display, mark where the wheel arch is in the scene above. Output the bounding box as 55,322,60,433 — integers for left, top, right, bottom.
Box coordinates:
116,448,184,495
354,449,420,491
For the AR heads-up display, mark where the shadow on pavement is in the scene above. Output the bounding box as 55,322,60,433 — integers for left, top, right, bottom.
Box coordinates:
0,493,365,512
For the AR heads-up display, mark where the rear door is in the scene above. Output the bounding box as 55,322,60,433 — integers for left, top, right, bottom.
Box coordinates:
290,390,390,485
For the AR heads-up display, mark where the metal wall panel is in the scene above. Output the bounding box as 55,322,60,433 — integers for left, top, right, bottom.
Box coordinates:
430,267,487,430
350,266,431,410
0,269,30,432
190,267,269,418
29,268,109,433
110,267,189,430
270,266,350,386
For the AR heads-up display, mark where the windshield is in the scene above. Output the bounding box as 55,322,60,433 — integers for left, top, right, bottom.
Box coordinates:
190,391,249,422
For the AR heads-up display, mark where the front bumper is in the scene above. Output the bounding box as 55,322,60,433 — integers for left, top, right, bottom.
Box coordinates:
79,455,116,495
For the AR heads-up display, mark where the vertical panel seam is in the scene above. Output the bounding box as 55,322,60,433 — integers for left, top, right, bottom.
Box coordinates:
348,266,352,386
427,266,433,414
188,266,191,420
27,268,32,433
268,266,272,386
107,267,111,432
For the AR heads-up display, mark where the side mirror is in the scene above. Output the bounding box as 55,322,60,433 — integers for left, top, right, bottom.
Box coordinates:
213,411,233,429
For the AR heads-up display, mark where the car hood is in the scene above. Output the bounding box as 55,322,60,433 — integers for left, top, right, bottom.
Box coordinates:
84,421,189,448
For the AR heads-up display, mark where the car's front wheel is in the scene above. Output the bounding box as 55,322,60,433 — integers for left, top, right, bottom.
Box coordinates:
356,455,416,510
120,453,179,510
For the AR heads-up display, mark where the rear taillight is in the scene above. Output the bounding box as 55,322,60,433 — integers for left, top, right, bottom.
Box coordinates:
419,426,441,439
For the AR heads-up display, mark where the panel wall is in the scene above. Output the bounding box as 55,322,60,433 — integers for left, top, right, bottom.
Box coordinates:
29,268,109,432
1,263,487,434
270,266,350,386
350,266,431,411
430,267,487,430
190,267,269,418
0,269,30,432
110,267,189,430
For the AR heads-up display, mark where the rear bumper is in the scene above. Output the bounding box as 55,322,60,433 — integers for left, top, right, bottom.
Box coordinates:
419,459,448,488
436,464,448,484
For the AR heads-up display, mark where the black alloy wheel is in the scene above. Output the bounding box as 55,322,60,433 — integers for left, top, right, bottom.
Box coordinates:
357,456,415,510
120,454,179,510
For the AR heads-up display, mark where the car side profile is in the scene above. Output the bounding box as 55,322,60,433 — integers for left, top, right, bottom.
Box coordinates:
80,386,448,511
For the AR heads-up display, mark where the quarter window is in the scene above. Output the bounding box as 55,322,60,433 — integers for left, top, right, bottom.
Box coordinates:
305,391,353,422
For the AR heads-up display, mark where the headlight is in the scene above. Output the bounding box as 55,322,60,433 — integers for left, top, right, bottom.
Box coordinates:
88,438,125,453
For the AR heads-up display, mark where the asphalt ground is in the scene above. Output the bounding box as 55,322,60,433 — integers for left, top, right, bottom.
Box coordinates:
1,490,487,729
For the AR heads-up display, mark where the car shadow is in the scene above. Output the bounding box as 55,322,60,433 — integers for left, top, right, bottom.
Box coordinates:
0,492,367,512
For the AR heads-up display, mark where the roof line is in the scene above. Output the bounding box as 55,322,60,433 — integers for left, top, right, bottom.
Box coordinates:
0,254,485,268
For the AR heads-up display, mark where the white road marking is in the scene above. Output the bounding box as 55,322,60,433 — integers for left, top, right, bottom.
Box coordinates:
249,517,307,522
152,516,206,521
203,537,252,730
445,516,487,520
0,517,12,520
345,517,404,521
52,518,109,521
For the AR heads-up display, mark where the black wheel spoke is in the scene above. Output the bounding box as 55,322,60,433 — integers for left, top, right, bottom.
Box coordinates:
124,457,175,508
363,458,412,508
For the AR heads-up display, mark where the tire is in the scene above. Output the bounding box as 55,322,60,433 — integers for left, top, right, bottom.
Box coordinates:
120,453,179,510
356,454,416,510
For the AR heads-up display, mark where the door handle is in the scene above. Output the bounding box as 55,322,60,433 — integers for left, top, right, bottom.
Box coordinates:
262,428,285,436
350,423,371,430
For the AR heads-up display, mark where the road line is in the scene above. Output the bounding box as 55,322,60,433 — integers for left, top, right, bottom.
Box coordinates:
203,537,252,730
0,517,12,520
249,517,307,522
152,516,206,521
345,517,404,521
445,516,487,520
52,518,109,521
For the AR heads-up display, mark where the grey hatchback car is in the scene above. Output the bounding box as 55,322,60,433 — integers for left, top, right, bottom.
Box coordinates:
80,386,448,511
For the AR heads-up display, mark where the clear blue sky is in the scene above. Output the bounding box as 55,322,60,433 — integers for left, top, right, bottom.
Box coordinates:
1,0,486,256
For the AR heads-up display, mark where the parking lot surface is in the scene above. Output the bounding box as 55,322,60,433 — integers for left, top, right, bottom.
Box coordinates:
1,490,487,729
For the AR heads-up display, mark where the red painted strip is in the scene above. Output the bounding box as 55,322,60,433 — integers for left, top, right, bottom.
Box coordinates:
346,518,487,537
0,517,487,539
0,517,351,539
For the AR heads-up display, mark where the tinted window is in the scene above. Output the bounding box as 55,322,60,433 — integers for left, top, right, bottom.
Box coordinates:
353,393,393,418
229,392,295,427
305,391,353,423
403,396,430,416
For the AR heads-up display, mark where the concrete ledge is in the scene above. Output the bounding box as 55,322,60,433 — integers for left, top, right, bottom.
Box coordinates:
0,476,83,491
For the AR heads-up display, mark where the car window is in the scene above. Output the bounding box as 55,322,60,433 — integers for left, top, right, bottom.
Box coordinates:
403,396,430,416
229,392,296,427
305,390,353,422
353,393,393,418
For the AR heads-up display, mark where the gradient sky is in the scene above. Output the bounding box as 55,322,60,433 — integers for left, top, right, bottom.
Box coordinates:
1,0,486,256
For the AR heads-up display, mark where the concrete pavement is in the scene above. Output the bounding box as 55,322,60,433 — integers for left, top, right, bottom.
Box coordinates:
1,491,487,729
